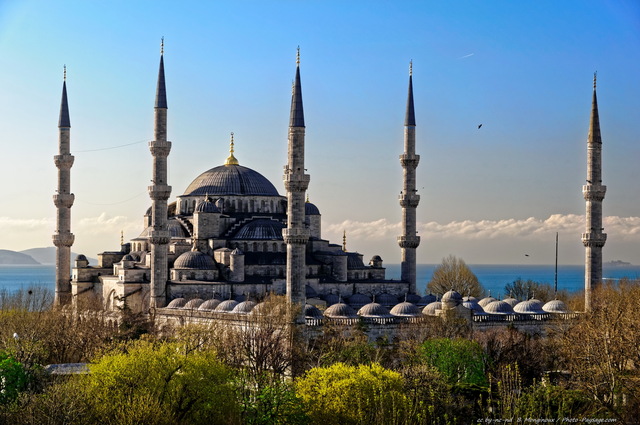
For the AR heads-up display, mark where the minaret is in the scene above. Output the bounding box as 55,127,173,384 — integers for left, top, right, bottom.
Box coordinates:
582,73,606,312
282,48,310,322
148,39,172,308
53,66,75,306
398,61,420,294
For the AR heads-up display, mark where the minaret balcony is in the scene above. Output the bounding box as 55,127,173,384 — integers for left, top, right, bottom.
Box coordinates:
148,140,172,156
54,154,75,169
399,154,420,168
148,185,172,201
582,184,606,201
53,193,75,208
282,228,310,245
582,233,607,248
399,193,420,208
283,173,310,192
398,235,420,249
53,232,75,247
149,230,171,245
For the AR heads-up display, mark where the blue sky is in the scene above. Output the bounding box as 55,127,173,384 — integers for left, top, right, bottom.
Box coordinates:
0,0,639,265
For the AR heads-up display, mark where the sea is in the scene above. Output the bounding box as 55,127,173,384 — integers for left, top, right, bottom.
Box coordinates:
2,264,639,298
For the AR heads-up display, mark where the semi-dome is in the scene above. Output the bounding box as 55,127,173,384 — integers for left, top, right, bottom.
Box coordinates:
514,299,545,314
305,202,320,215
542,299,570,314
215,299,239,312
235,219,285,240
182,164,280,197
174,251,215,270
357,302,391,318
423,301,442,316
404,293,422,304
347,293,371,309
183,298,204,309
322,293,341,306
376,293,400,308
167,298,186,309
390,302,421,317
484,300,515,315
417,294,437,307
324,302,357,319
198,299,222,311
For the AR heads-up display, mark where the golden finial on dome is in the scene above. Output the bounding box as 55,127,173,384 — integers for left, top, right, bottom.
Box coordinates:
342,230,347,252
306,193,310,203
225,132,239,165
409,60,412,76
296,46,300,66
161,37,164,55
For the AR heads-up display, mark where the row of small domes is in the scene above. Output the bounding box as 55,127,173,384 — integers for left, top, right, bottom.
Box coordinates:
439,289,570,315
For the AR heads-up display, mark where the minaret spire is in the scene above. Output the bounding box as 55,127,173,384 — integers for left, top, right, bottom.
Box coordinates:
148,39,172,308
398,61,421,294
582,72,606,311
283,47,310,322
53,66,75,306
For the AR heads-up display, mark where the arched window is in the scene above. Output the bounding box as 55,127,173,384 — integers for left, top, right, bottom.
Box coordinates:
272,243,277,252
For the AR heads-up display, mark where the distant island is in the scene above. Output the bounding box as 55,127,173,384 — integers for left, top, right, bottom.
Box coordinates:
605,260,632,267
0,247,97,266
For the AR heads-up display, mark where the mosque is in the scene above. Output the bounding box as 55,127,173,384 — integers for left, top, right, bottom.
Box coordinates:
52,43,604,330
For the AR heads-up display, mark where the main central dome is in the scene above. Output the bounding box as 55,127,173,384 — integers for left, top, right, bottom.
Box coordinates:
182,164,280,197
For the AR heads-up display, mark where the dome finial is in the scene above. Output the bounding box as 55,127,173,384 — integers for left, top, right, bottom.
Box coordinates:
306,193,310,203
225,132,239,165
342,230,347,252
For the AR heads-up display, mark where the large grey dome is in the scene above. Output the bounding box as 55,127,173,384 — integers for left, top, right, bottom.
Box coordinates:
235,219,285,240
183,164,280,197
174,251,215,270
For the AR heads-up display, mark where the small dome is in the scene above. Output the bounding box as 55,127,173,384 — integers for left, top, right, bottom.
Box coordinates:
198,299,222,311
235,219,285,240
183,298,204,309
215,299,239,312
76,254,87,261
347,293,371,309
484,300,515,315
167,298,186,309
390,302,421,317
376,293,400,308
462,300,485,313
122,254,135,262
324,302,357,319
168,220,189,238
442,290,463,304
503,297,519,307
322,293,341,306
422,301,442,316
195,198,220,213
404,293,422,304
305,202,320,215
357,302,391,318
478,296,497,308
542,299,570,314
232,300,257,314
174,251,215,270
304,304,323,318
417,294,437,307
514,299,545,314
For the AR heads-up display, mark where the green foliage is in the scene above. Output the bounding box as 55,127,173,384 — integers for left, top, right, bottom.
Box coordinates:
295,362,407,425
0,351,28,404
238,377,309,425
83,340,240,425
419,338,488,388
428,255,485,297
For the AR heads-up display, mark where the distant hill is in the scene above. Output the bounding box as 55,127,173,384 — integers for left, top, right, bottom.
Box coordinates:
0,250,39,265
19,247,98,266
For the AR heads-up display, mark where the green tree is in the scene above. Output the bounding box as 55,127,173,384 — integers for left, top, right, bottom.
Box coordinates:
427,255,484,297
419,338,488,388
0,351,28,405
295,362,407,425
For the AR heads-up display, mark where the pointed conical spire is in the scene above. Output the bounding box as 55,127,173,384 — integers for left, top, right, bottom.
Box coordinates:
289,47,305,127
155,38,167,109
588,72,601,145
405,60,416,126
58,66,70,128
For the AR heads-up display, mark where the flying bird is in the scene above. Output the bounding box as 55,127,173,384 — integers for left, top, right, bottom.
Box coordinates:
525,254,530,257
477,124,483,129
